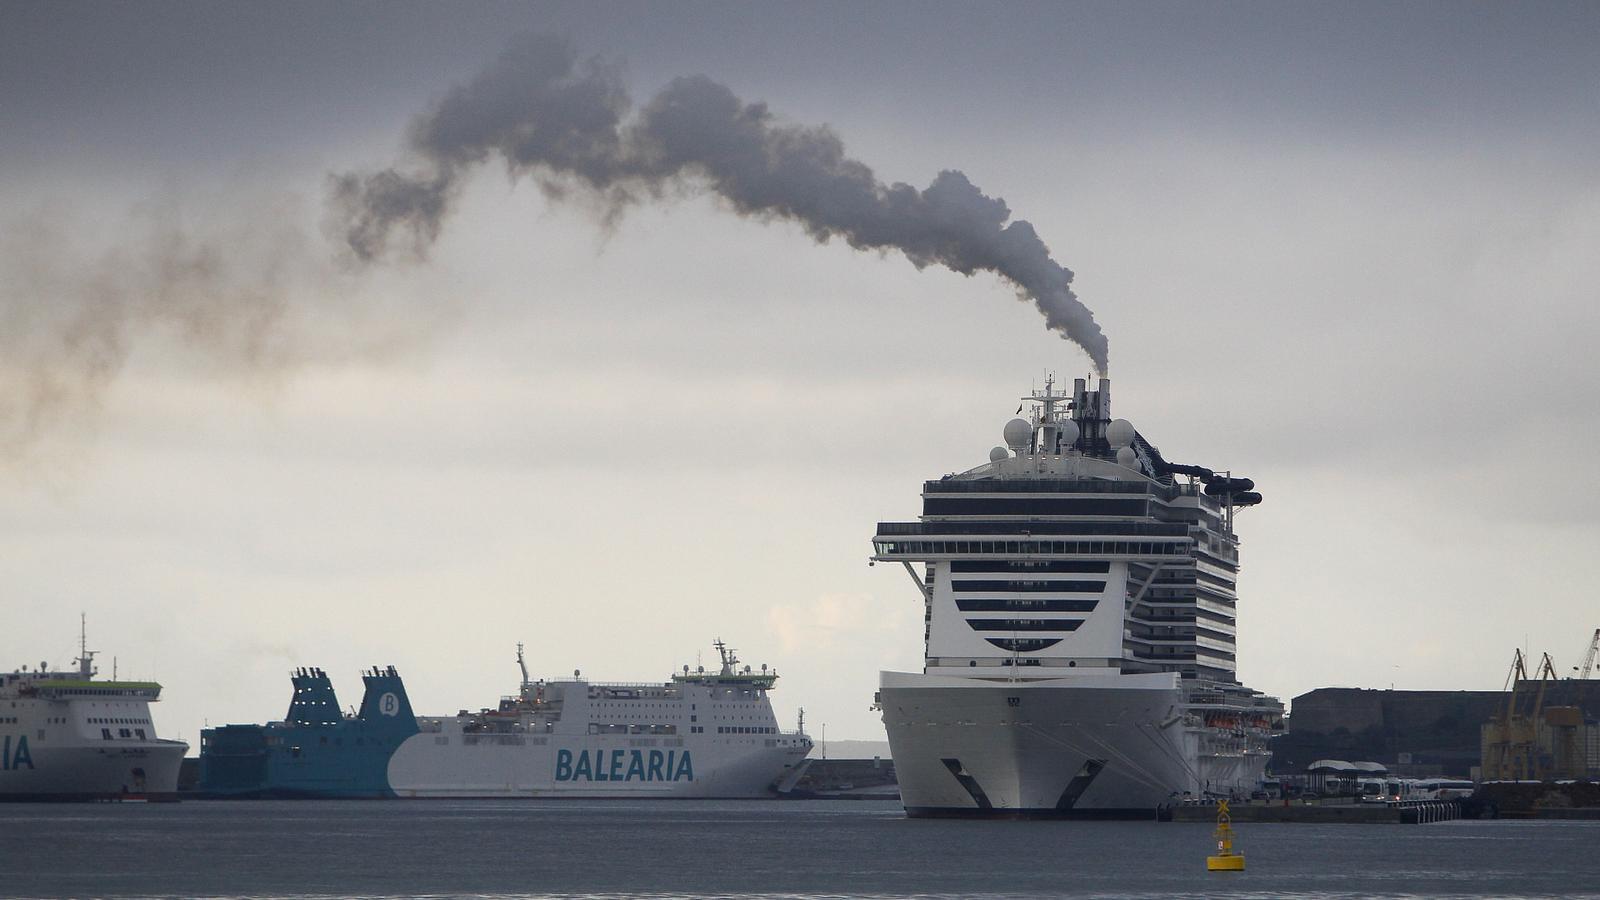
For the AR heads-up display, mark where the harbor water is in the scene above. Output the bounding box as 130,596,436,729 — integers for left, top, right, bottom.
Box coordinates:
4,799,1600,898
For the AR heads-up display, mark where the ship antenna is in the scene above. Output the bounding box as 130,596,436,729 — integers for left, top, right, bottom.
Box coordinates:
516,642,531,694
75,611,97,679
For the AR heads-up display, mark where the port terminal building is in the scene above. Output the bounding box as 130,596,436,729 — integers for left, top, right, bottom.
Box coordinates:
1271,684,1600,780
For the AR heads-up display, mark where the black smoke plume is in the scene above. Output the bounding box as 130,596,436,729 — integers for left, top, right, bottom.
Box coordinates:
329,34,1109,373
0,195,436,465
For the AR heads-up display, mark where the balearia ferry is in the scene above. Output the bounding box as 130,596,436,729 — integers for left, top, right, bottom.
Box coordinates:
1,621,188,801
200,640,813,798
872,375,1283,818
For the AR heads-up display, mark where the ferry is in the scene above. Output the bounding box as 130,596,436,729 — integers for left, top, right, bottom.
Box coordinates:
200,640,813,798
1,620,188,801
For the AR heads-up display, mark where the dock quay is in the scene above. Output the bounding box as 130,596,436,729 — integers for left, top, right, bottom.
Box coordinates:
782,757,899,800
1171,800,1462,824
1471,781,1600,818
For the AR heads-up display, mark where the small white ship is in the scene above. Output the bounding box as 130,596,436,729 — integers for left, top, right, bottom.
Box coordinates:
872,375,1283,817
1,620,188,801
387,640,814,797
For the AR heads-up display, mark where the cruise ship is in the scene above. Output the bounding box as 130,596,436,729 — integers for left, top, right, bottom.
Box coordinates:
1,623,188,801
872,375,1283,818
201,640,813,798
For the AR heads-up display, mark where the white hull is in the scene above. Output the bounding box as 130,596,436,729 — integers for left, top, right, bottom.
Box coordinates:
0,740,187,799
388,728,811,798
881,670,1206,817
3,638,187,802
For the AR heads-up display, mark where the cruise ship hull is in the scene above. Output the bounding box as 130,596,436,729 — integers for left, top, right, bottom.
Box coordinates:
0,740,187,801
880,671,1193,818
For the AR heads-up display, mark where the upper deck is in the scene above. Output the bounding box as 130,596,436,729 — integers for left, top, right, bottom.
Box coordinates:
872,374,1260,682
2,629,161,702
1,675,163,701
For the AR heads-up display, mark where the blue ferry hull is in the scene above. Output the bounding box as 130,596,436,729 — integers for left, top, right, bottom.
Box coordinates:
198,667,417,798
200,654,814,799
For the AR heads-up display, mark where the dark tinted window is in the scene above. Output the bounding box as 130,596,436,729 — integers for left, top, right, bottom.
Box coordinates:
966,619,1083,632
956,599,1099,612
984,638,1063,652
951,580,1105,593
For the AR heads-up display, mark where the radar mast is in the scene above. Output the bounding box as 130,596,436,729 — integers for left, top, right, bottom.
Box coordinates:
74,612,98,679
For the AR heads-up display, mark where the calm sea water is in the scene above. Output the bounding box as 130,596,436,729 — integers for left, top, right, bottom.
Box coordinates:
3,799,1599,898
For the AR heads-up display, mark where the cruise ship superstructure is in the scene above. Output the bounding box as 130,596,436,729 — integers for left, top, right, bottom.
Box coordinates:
872,376,1282,817
201,640,813,798
1,623,188,801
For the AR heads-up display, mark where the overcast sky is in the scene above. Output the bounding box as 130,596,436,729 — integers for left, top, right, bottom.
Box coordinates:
3,1,1598,746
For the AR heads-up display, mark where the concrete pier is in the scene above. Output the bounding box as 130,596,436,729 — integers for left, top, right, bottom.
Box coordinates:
1171,800,1461,824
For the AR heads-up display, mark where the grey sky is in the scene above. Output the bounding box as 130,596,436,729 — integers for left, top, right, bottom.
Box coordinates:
2,2,1598,744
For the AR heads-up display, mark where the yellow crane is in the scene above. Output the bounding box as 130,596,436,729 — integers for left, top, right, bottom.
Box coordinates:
1484,649,1558,780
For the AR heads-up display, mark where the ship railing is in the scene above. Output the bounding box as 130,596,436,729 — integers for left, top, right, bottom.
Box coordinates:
564,679,678,687
33,685,162,700
923,478,1173,496
460,733,527,746
586,722,680,735
876,521,1189,537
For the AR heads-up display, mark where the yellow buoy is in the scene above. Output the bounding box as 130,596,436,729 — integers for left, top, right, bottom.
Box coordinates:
1206,800,1246,871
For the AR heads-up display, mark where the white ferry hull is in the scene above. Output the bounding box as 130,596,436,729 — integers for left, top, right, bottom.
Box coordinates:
387,732,811,798
879,671,1193,818
0,740,187,800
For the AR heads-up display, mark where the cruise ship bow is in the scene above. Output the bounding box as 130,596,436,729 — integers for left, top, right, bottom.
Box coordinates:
872,375,1282,818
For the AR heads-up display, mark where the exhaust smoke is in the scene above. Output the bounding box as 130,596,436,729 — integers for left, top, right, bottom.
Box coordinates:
329,33,1109,374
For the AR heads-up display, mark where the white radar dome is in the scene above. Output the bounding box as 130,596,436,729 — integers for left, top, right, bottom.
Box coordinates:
1107,418,1136,448
1115,446,1138,469
989,446,1010,463
1058,420,1081,448
1003,418,1032,451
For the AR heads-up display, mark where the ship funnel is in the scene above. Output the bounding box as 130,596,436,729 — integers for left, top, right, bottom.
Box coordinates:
1071,376,1113,456
357,667,418,728
286,668,343,726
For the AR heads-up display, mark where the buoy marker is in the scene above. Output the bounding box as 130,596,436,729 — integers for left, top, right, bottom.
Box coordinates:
1206,800,1245,871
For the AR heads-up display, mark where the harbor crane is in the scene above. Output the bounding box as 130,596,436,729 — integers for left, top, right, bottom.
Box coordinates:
1484,649,1558,781
1572,629,1600,679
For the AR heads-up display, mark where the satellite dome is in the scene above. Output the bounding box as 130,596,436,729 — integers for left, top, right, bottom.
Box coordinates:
989,446,1010,463
1002,418,1032,451
1058,420,1080,448
1107,418,1136,448
1115,446,1138,469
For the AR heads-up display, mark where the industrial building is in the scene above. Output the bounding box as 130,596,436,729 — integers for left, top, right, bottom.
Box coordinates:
1271,681,1600,780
